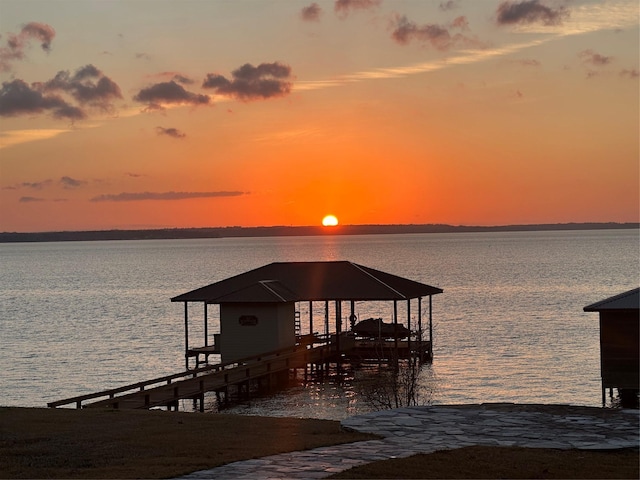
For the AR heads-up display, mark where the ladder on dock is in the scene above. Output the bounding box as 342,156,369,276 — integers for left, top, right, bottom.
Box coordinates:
294,310,301,336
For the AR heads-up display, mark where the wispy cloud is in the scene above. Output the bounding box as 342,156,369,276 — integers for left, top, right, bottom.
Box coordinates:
579,49,613,66
508,58,541,67
296,0,638,92
0,79,86,120
90,191,247,202
133,80,210,110
60,176,87,188
0,22,55,72
39,64,122,112
0,128,72,149
0,63,122,121
4,176,90,191
391,14,480,50
620,68,639,79
439,0,459,11
20,179,52,189
19,196,46,203
334,0,381,18
253,128,323,144
156,126,186,139
496,0,569,26
301,3,322,22
203,62,293,101
148,72,196,85
507,0,637,34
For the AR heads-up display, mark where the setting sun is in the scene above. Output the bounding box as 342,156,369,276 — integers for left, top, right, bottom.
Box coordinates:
322,215,339,227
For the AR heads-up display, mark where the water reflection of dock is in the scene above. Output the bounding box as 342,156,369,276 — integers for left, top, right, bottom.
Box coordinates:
49,261,442,411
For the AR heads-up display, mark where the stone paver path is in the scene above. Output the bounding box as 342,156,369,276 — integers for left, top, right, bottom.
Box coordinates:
177,404,639,479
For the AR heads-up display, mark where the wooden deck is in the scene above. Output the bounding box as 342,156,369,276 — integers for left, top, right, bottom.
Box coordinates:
350,339,433,363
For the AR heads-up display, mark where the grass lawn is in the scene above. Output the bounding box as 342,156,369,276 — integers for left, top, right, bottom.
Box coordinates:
1,406,638,479
329,445,639,479
0,407,374,479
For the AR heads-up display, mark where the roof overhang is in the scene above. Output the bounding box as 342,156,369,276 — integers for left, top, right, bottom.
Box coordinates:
171,261,443,304
584,287,640,312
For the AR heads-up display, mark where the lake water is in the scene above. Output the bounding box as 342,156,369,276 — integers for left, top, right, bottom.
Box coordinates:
1,229,638,419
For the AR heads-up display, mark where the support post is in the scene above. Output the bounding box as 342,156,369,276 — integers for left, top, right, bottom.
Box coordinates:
429,295,433,360
349,300,356,330
309,300,313,336
324,301,329,340
407,299,411,358
418,297,423,360
184,302,189,370
335,300,342,356
393,300,398,351
204,303,208,346
204,302,209,365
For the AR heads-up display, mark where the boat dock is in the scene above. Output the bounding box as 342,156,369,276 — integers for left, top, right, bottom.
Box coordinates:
48,344,336,411
48,261,442,412
47,336,432,411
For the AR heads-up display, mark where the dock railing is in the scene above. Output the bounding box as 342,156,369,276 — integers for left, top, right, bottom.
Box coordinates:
47,345,306,409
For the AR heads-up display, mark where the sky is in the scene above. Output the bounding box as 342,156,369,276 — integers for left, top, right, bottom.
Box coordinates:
0,0,638,233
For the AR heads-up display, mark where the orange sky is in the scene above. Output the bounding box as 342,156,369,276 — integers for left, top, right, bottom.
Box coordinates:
1,0,638,232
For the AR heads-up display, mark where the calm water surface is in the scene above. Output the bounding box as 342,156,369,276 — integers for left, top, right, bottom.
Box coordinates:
1,229,638,419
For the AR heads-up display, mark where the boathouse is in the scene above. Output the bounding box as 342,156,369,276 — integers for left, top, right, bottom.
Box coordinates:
171,261,443,367
584,287,639,408
48,261,442,411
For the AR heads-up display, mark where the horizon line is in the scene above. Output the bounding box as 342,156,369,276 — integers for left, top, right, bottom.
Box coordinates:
1,221,638,237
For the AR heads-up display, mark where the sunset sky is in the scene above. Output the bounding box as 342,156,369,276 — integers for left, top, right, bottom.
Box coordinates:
1,0,638,233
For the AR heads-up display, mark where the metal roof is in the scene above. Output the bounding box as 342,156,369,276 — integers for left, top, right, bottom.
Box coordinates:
171,261,443,303
584,287,640,312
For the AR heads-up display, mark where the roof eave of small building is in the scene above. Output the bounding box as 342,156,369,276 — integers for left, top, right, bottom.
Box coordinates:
583,287,640,312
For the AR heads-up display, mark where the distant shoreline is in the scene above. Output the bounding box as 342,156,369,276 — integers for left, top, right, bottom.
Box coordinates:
0,222,637,243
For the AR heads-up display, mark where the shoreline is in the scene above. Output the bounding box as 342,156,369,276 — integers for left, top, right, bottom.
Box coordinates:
1,221,638,243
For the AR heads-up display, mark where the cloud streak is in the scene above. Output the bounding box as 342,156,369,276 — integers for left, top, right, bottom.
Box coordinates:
90,191,247,202
19,196,45,203
0,128,74,150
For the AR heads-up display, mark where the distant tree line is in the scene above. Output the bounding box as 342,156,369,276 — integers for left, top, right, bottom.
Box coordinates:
0,223,637,243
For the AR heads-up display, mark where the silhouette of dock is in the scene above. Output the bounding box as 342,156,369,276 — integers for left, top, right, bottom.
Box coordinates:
47,337,431,411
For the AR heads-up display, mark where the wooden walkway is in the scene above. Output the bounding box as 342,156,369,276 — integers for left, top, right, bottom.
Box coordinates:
48,336,432,411
48,345,335,410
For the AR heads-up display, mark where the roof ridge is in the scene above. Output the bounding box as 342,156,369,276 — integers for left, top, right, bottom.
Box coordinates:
350,262,407,300
258,280,291,302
